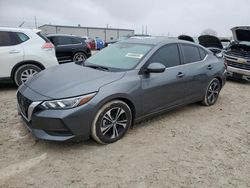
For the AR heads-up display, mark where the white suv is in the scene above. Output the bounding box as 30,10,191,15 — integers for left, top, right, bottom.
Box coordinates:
0,27,58,86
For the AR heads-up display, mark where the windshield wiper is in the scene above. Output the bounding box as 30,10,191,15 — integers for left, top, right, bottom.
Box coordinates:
85,65,109,71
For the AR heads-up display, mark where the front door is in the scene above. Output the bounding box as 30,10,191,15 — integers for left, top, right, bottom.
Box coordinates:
141,44,189,115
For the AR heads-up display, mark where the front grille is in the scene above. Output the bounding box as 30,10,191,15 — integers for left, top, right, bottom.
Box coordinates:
225,50,250,59
226,60,250,70
17,92,33,118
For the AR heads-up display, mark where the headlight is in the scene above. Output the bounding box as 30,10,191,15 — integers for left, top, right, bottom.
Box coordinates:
41,93,96,110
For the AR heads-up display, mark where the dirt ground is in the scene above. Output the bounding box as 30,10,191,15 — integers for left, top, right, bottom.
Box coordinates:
0,80,249,188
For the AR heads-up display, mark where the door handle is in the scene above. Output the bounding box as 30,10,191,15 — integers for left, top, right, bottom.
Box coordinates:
9,50,20,54
176,72,185,78
207,65,213,70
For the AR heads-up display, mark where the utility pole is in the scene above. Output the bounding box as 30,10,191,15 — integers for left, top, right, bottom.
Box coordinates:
34,16,37,29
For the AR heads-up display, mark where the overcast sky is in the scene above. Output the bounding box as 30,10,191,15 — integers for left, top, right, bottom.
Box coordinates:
0,0,250,37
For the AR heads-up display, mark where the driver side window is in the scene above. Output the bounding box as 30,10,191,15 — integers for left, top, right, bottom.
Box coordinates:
148,44,181,68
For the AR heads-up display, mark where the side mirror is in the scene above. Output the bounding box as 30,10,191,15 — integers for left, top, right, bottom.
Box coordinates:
146,63,166,73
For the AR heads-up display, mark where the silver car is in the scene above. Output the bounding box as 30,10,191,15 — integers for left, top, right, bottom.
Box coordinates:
17,38,226,144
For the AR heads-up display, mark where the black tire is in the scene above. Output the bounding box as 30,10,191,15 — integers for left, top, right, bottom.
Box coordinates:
14,64,41,86
91,100,132,144
202,78,221,106
73,52,87,63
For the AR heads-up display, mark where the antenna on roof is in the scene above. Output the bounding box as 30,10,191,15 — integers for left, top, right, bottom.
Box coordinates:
19,21,25,28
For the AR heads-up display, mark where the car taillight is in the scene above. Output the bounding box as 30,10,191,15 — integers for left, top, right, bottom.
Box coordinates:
42,42,54,49
87,43,91,49
224,60,228,69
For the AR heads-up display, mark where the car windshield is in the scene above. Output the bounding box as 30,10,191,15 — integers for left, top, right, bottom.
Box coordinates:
85,43,152,71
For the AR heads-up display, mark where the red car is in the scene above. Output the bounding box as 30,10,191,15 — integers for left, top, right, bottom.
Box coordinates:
82,36,96,50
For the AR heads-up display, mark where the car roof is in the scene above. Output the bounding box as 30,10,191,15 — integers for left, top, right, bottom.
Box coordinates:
47,34,79,38
119,37,196,46
0,27,40,33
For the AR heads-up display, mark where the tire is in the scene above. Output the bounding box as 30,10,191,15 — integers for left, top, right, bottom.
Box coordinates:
14,64,41,86
202,78,221,106
91,100,132,144
73,52,87,63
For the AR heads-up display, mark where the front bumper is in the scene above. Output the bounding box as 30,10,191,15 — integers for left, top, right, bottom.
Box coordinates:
226,66,250,80
17,86,96,141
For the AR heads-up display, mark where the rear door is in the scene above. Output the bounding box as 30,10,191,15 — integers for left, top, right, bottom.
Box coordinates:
0,31,24,78
141,44,190,114
52,36,73,63
179,44,210,100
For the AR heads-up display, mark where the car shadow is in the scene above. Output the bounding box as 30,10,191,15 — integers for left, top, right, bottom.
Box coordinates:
226,78,250,84
0,82,17,91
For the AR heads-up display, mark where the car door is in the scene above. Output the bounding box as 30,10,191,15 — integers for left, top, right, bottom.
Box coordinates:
179,44,210,101
141,44,190,115
53,36,74,62
0,31,24,78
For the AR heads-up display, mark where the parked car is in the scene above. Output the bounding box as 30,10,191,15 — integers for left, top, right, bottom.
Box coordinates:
0,27,58,86
82,36,96,50
95,37,105,50
47,34,91,64
220,38,231,49
198,35,223,56
16,38,226,144
224,26,250,80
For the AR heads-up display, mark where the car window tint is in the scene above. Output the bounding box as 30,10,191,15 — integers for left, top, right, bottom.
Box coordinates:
71,37,81,44
57,36,73,45
149,44,180,68
16,32,29,42
199,48,207,60
181,44,201,64
48,37,57,45
0,31,21,46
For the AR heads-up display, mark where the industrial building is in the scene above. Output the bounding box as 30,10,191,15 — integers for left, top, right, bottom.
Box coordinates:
39,24,135,41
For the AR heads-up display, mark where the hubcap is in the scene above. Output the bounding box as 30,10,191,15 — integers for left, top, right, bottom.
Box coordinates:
21,69,38,83
101,107,127,139
74,54,86,62
207,81,220,104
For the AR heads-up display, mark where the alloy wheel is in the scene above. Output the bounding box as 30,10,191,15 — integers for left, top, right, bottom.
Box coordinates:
20,69,38,83
100,107,128,139
207,80,220,104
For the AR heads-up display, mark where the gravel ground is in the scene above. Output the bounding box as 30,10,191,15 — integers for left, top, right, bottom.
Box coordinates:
0,80,249,188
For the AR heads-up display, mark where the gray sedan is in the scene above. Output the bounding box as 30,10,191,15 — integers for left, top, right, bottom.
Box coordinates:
17,38,226,144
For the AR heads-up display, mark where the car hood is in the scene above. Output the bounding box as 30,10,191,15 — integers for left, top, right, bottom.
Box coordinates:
198,35,223,49
25,63,125,99
231,26,250,42
178,35,195,42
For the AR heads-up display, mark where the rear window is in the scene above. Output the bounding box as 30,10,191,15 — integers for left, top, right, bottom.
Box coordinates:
56,36,73,45
0,31,21,46
16,32,29,42
71,37,81,44
199,48,207,60
37,32,50,42
181,44,201,64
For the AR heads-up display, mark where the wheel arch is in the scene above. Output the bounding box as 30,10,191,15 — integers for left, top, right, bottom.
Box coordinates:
11,60,45,80
96,95,137,126
215,76,222,87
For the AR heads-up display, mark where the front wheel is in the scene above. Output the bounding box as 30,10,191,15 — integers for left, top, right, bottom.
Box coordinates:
202,78,221,106
14,64,41,86
91,100,132,144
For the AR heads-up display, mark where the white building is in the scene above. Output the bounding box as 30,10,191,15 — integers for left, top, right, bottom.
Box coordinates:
39,24,135,41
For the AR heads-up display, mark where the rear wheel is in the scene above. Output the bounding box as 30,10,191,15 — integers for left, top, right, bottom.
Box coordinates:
73,52,87,63
14,64,41,86
202,78,221,106
91,100,132,144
